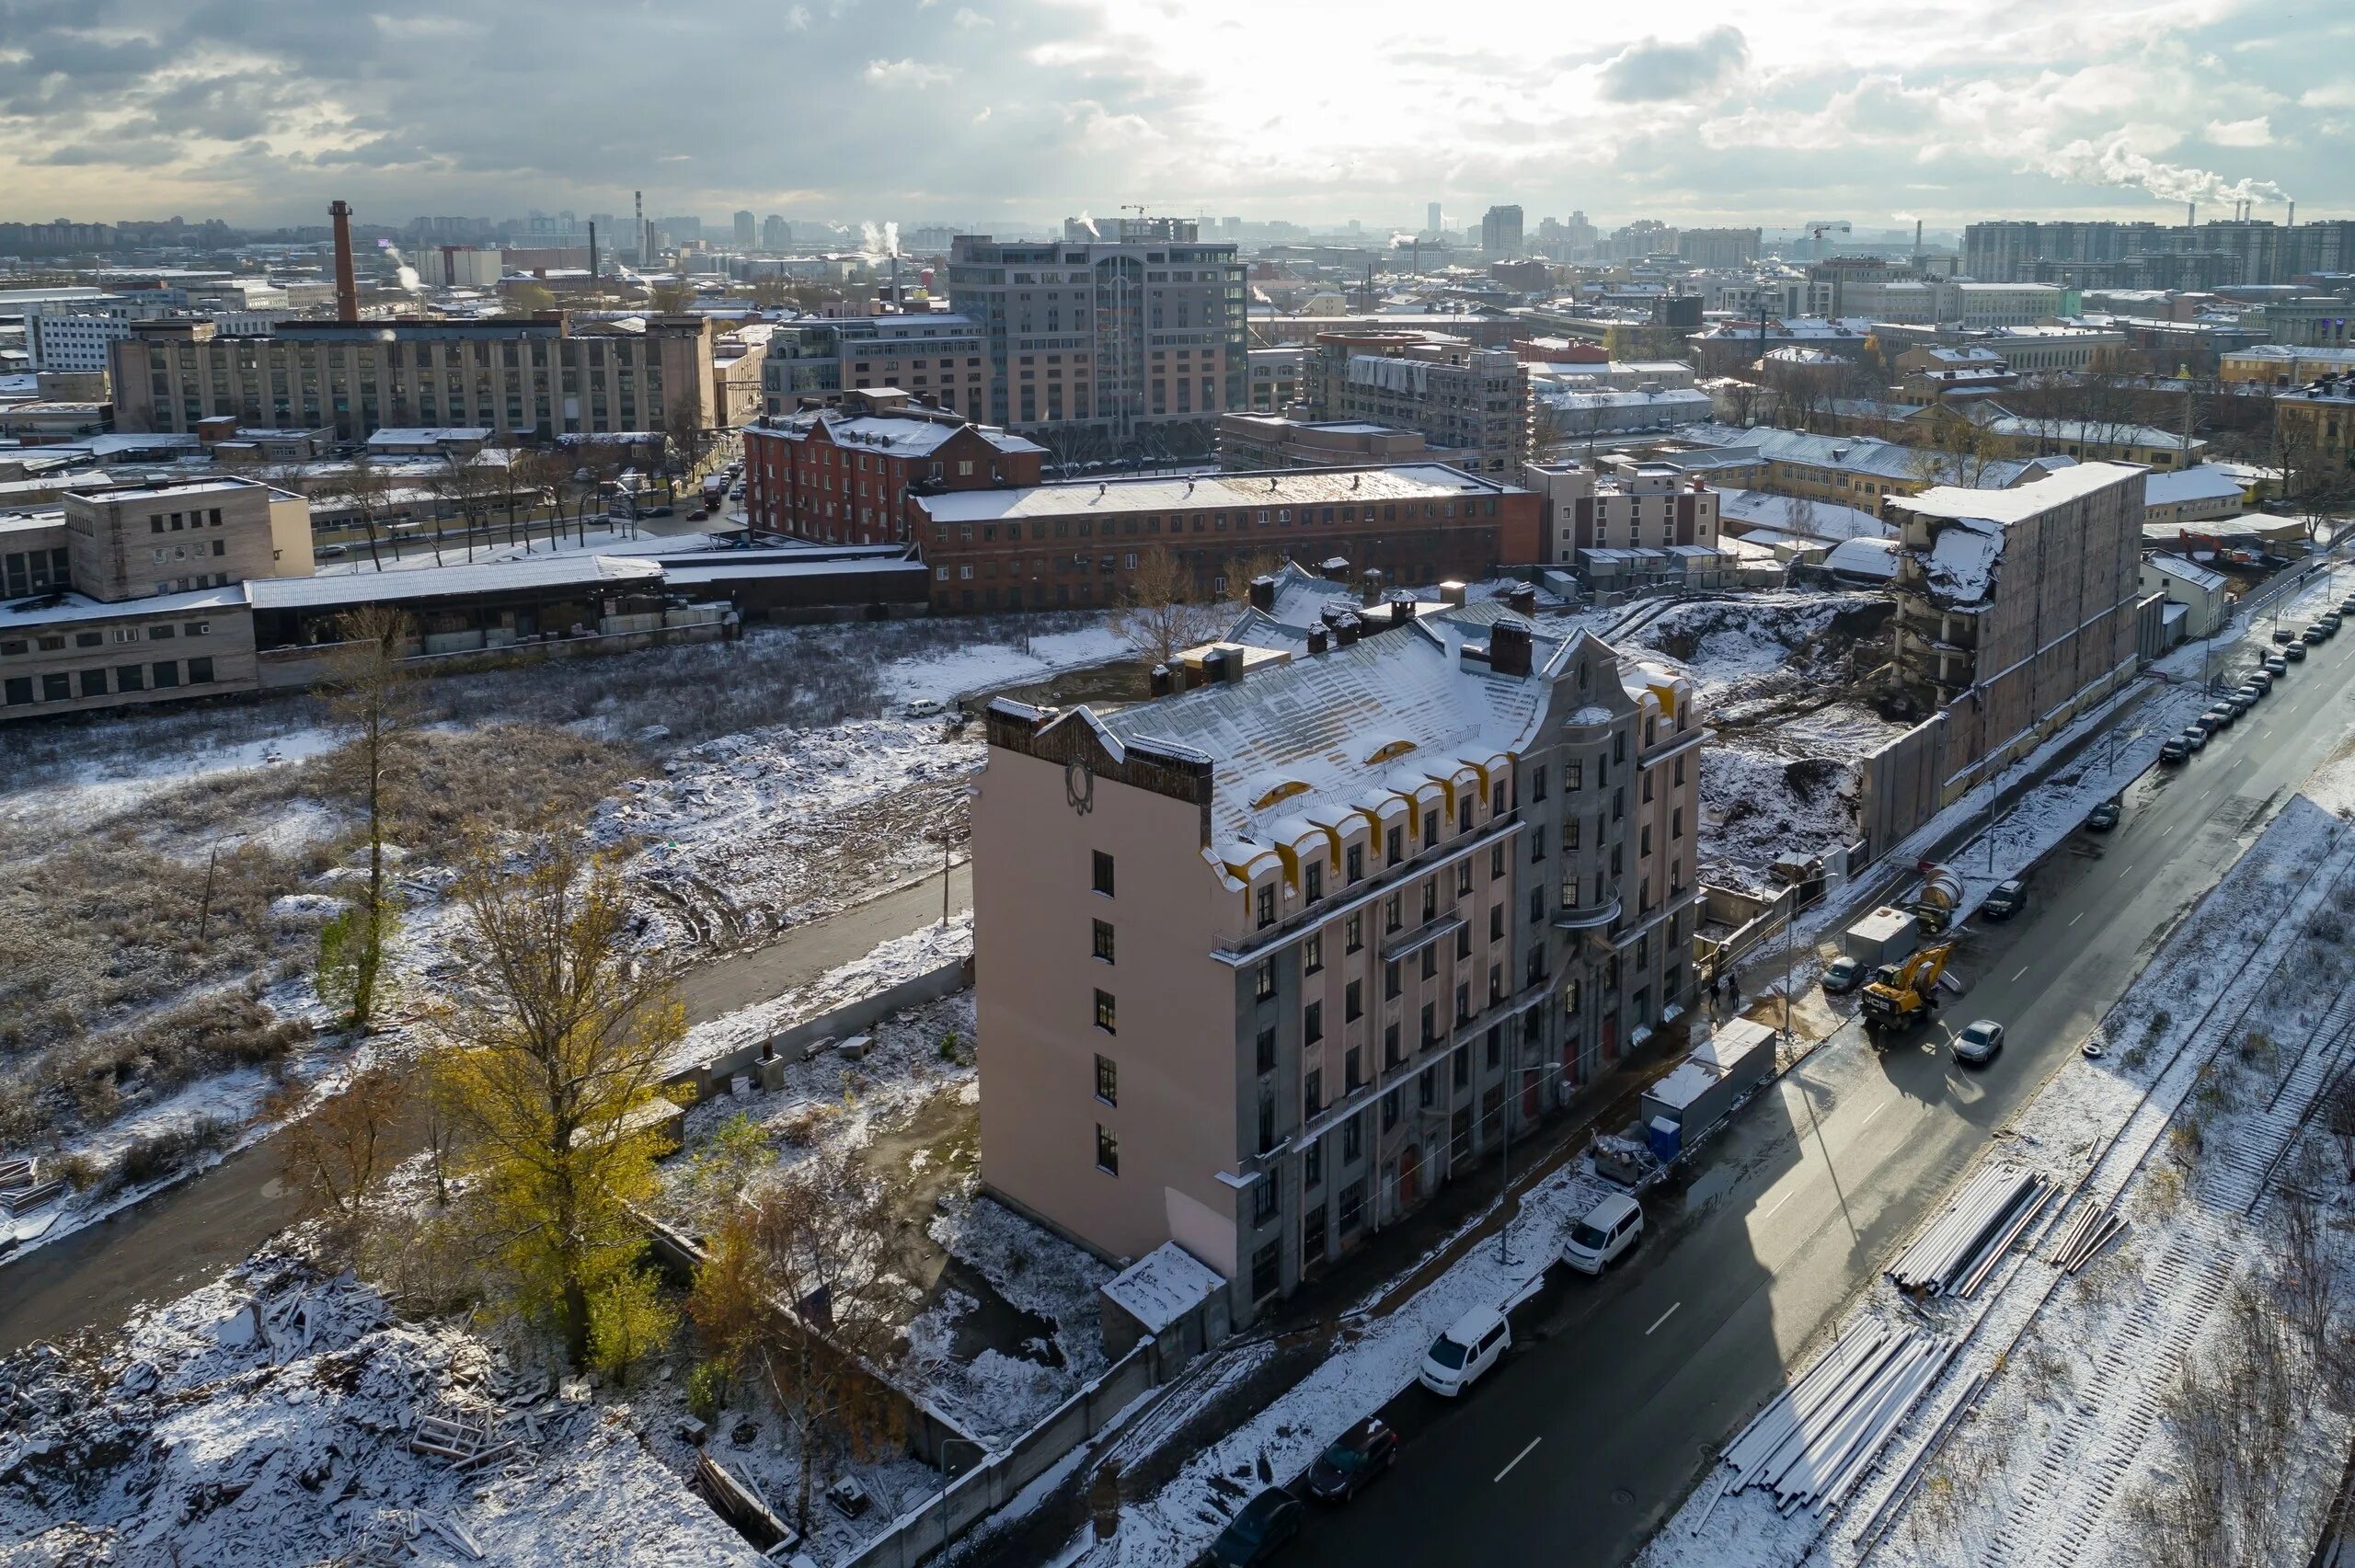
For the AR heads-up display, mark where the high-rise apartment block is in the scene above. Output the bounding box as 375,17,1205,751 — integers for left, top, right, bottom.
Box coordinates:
761,314,989,418
1960,217,2355,286
946,232,1247,457
732,210,757,249
1311,331,1528,475
761,214,791,250
973,585,1704,1320
111,315,718,441
1673,228,1761,269
1480,205,1524,258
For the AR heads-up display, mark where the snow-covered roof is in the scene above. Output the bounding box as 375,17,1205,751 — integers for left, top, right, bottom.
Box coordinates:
1714,488,1889,542
1824,536,1901,580
247,554,662,610
365,427,494,447
1673,423,2056,488
0,580,248,628
1892,464,2145,607
1981,415,2192,450
2144,554,2227,592
2142,466,2246,507
1093,611,1578,864
1101,1242,1225,1333
917,463,1512,525
767,408,1046,459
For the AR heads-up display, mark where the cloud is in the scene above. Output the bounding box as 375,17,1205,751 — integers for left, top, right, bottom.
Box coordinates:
1598,26,1747,104
2204,115,2271,145
863,57,956,87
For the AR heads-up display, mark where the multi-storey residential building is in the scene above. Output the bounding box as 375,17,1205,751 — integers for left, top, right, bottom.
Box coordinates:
1480,205,1525,258
760,313,990,418
2259,298,2354,349
1659,424,2076,508
1885,463,2145,767
1246,347,1309,412
1674,228,1760,269
1312,332,1528,475
2217,345,2355,386
910,464,1541,613
946,233,1247,457
741,390,1045,546
1520,457,1721,564
1963,218,2355,287
2274,372,2355,471
1213,415,1427,471
110,315,718,442
973,586,1703,1319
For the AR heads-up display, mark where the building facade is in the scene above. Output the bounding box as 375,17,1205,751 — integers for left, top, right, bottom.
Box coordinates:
741,391,1046,546
911,464,1541,613
1480,205,1525,258
1312,332,1528,475
972,598,1703,1321
760,313,990,418
1521,458,1721,564
110,315,718,442
1886,463,2146,771
946,233,1248,459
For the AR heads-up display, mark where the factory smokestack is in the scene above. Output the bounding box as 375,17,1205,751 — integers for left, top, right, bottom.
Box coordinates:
329,199,360,323
588,221,598,295
2187,200,2196,227
2287,200,2296,228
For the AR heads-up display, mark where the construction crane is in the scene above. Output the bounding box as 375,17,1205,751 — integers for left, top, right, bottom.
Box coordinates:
1860,942,1955,1037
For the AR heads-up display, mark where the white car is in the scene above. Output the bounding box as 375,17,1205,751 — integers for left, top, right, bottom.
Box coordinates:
1418,1304,1511,1397
1561,1193,1644,1274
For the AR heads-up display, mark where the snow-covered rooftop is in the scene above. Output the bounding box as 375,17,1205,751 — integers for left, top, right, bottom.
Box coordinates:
917,463,1512,525
2144,554,2228,592
2142,465,2247,507
1714,488,1890,542
1101,1242,1225,1333
247,554,663,610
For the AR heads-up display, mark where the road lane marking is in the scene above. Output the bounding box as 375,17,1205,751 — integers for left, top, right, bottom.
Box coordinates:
1495,1436,1542,1482
2012,965,2030,981
1760,1189,1796,1221
1647,1302,1682,1335
2070,911,2085,926
1860,1100,1890,1128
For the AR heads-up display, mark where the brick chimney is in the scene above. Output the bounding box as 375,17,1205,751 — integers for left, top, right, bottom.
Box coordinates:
329,200,361,323
1505,584,1538,617
1489,616,1534,677
1306,624,1329,655
1248,575,1279,612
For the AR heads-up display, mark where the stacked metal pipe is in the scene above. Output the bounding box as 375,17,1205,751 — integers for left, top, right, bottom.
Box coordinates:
1885,1164,2052,1298
2049,1199,2130,1275
1717,1327,1957,1516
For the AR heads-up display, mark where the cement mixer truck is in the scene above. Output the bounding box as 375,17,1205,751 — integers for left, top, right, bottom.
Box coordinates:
1911,864,1964,934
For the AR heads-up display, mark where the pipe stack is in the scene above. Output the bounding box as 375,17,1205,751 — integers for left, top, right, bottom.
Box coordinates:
1717,1327,1957,1516
1886,1164,2052,1298
2050,1200,2130,1275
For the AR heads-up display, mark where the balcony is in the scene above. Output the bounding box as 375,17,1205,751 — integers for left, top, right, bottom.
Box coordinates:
1554,888,1622,931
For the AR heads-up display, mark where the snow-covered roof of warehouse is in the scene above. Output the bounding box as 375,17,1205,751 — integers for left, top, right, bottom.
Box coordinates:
247,554,661,610
1715,488,1889,542
2142,465,2247,506
1893,461,2144,528
769,409,1046,458
916,463,1511,524
2145,554,2227,592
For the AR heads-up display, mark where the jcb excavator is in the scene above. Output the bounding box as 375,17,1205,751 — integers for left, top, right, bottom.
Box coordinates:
1861,942,1955,1038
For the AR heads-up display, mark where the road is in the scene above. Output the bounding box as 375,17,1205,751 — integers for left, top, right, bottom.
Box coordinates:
0,861,970,1356
1289,593,2355,1567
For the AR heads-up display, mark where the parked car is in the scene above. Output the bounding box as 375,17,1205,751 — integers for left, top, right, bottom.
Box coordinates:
2325,611,2345,631
2181,726,2210,751
2160,738,2191,764
649,504,675,518
1982,878,2027,920
1419,1305,1511,1396
688,509,709,521
1561,1193,1644,1275
1952,1018,2005,1066
2265,653,2291,676
2287,641,2309,661
1205,1488,1304,1568
2339,595,2355,615
2087,798,2121,831
2194,710,2225,736
2246,670,2273,693
1304,1419,1398,1504
2274,626,2299,646
1821,955,1867,994
2225,693,2255,718
2304,624,2329,645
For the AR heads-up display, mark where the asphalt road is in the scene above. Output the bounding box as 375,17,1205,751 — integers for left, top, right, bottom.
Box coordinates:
1287,591,2355,1568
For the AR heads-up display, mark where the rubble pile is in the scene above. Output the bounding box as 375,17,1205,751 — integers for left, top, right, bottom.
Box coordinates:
0,1253,758,1567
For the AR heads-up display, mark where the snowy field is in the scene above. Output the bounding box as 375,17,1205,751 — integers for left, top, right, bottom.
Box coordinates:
0,612,1125,1258
1642,750,2355,1568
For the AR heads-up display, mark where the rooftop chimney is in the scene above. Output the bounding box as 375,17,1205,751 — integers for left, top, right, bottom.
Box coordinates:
1307,624,1329,655
1149,663,1173,698
329,200,361,323
1489,616,1534,677
1505,584,1538,616
1248,575,1279,612
1334,613,1361,647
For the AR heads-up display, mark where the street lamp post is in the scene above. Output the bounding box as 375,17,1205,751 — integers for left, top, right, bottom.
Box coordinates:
1497,1058,1568,1266
935,1437,987,1560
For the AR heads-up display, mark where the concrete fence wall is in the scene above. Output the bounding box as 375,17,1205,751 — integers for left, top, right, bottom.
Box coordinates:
668,958,971,1104
255,610,734,691
838,1343,1162,1568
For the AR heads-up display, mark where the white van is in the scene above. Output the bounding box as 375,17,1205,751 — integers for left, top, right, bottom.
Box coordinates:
1562,1193,1643,1275
1418,1304,1511,1397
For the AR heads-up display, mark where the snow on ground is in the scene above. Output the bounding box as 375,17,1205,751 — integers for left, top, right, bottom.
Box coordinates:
669,913,971,1076
0,1254,764,1568
1067,1162,1614,1568
1642,750,2355,1568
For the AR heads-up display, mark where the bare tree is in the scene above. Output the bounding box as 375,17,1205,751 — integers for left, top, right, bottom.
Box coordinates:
2325,1069,2355,1183
1113,544,1225,669
689,1149,916,1535
278,1064,404,1257
434,834,685,1367
316,606,417,1031
430,452,504,563
318,458,398,572
1904,413,2006,490
2128,1281,2302,1566
2269,1148,2343,1413
663,385,709,482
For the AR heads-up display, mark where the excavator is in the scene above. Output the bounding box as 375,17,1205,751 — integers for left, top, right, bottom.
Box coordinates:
1860,942,1955,1039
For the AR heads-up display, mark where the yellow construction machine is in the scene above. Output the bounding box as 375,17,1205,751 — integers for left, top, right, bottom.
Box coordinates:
1860,942,1954,1038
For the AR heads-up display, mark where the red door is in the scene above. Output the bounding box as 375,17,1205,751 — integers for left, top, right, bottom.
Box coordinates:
1399,1144,1421,1208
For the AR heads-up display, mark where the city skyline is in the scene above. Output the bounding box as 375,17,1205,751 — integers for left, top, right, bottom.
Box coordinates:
1,0,2347,231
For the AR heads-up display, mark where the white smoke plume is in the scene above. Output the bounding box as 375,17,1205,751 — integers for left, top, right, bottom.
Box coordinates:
1074,210,1101,239
2040,136,2288,207
1389,232,1418,248
857,220,902,258
375,237,422,293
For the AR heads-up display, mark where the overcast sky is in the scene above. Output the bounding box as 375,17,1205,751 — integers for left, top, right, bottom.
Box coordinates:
0,0,2345,232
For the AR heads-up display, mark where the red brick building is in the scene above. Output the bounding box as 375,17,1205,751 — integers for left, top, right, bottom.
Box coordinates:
741,389,1046,546
911,463,1542,613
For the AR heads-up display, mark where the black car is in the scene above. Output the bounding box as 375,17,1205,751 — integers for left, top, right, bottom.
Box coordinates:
1821,955,1867,994
1205,1488,1304,1568
2160,737,2191,764
2274,626,2299,646
1982,878,2027,920
2304,624,2328,645
1304,1418,1398,1503
2288,641,2309,662
2087,799,2121,831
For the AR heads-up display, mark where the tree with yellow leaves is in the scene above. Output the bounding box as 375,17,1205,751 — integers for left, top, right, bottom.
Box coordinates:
435,833,683,1368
